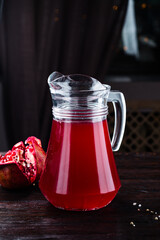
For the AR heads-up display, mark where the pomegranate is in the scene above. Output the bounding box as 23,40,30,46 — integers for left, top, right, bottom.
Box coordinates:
0,137,46,189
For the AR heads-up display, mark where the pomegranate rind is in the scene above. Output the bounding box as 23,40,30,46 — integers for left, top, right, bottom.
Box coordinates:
0,137,46,189
0,163,30,189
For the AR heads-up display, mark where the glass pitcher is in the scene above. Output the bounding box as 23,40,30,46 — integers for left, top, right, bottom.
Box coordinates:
39,72,126,211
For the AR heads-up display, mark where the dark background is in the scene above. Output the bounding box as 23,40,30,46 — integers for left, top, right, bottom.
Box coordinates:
0,0,160,152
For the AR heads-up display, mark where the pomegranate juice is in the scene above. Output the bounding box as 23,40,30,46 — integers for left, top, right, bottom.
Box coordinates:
39,119,121,210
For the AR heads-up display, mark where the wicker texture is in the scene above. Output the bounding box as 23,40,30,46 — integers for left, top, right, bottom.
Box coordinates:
108,101,160,152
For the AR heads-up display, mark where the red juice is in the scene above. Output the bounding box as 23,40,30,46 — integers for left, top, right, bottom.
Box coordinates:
39,118,121,210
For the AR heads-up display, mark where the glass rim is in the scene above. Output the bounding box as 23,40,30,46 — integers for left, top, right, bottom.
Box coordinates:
48,73,111,94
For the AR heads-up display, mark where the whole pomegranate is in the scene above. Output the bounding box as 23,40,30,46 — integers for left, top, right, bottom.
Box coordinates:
0,137,46,189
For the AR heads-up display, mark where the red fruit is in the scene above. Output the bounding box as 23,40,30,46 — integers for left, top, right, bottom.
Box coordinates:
0,137,46,189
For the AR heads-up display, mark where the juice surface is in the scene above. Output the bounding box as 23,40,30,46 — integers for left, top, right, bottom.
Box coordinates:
39,119,121,210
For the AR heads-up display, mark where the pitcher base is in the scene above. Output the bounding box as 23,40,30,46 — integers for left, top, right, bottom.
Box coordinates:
45,190,120,211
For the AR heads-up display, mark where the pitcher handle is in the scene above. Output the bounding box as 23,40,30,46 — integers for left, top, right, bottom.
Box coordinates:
107,90,126,152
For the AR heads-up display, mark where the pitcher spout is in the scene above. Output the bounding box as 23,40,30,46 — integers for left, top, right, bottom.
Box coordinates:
48,71,64,90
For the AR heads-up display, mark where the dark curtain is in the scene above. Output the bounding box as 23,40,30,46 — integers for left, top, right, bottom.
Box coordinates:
0,0,128,150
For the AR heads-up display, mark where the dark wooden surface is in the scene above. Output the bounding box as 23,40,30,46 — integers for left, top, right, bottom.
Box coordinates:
0,152,160,240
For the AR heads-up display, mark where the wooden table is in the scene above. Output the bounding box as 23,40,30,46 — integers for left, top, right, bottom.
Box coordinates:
0,152,160,240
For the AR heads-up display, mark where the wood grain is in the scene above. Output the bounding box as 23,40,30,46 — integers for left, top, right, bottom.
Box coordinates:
0,152,160,240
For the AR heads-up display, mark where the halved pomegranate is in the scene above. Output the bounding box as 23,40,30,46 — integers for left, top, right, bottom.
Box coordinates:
0,137,46,189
